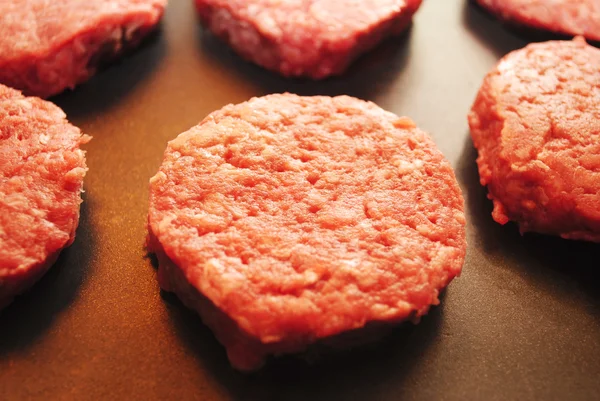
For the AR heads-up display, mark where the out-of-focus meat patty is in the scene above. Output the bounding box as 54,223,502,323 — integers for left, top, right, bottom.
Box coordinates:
0,0,167,98
475,0,600,42
195,0,423,79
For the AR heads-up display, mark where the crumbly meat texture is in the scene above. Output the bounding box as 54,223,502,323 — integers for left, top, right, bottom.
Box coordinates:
0,84,88,309
468,38,600,241
0,0,167,98
475,0,600,42
148,94,466,370
150,233,394,371
195,0,422,79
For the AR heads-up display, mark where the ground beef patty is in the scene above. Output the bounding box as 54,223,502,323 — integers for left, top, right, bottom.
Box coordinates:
475,0,600,42
148,94,466,370
195,0,423,79
469,38,600,242
0,0,167,98
0,85,88,309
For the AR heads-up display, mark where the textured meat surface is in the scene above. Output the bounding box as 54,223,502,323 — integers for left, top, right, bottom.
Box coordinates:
149,93,466,370
0,0,167,98
195,0,423,79
476,0,600,42
469,38,600,242
0,84,88,309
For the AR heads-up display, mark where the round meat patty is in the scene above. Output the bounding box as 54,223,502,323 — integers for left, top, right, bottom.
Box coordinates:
195,0,422,79
0,0,167,98
469,38,600,241
475,0,600,42
148,93,467,370
0,84,89,309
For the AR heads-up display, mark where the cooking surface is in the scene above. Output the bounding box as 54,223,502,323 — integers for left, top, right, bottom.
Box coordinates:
1,1,599,400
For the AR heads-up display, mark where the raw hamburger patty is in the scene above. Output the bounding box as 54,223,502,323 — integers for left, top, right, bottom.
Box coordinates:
0,84,88,309
195,0,423,79
148,94,467,370
0,0,167,98
469,38,600,242
475,0,600,42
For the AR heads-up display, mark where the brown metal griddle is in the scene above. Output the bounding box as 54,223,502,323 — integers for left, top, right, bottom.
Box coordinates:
1,1,599,400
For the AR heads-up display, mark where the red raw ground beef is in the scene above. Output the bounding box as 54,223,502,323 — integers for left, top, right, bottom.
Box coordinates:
195,0,423,79
475,0,600,42
469,37,600,242
0,0,167,98
148,93,466,371
0,84,89,309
